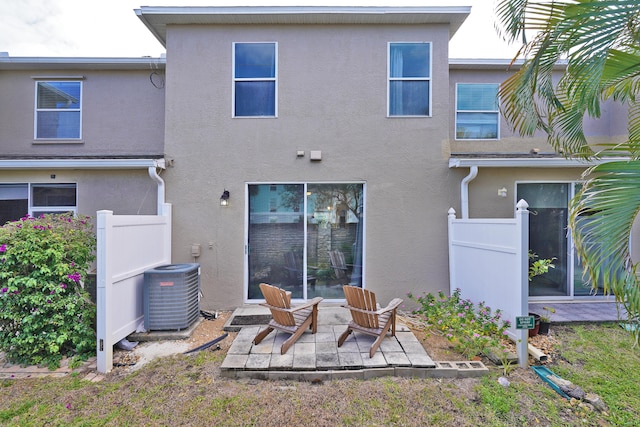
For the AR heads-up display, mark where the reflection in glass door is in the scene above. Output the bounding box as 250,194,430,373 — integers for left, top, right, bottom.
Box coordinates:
247,183,364,301
518,183,570,298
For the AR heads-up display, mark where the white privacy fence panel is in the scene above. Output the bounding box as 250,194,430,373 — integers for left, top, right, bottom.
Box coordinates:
448,200,530,366
96,204,172,373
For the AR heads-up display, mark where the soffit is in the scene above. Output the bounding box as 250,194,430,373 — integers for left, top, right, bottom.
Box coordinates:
135,6,471,47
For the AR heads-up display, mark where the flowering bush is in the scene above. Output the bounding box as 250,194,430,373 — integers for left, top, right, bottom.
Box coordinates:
0,214,96,369
408,288,511,359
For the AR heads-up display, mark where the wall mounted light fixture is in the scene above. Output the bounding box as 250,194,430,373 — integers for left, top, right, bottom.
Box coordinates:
220,190,230,206
498,187,508,198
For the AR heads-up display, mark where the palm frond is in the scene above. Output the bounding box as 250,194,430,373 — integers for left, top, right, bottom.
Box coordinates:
571,160,640,340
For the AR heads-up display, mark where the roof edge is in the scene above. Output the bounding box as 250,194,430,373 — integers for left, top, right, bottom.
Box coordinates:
136,5,472,47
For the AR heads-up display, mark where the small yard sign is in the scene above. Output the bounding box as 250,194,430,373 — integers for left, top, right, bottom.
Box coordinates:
516,316,535,330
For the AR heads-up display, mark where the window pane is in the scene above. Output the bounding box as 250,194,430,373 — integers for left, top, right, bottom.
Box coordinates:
37,82,80,109
0,184,28,225
390,43,430,78
517,183,570,297
389,80,430,116
36,111,80,139
235,43,276,78
306,183,364,300
456,112,499,139
457,84,498,111
248,184,305,299
235,81,276,116
32,184,76,207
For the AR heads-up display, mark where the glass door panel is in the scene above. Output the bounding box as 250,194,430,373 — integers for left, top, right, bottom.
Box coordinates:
247,182,364,301
306,184,364,299
518,183,570,297
572,199,607,297
248,184,305,299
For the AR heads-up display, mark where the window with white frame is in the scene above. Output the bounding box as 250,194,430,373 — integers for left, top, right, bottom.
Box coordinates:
0,183,77,224
233,42,277,117
388,42,431,116
456,83,499,139
35,81,82,139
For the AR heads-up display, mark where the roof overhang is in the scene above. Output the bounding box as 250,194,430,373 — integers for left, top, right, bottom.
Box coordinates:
0,56,165,71
448,58,567,70
135,6,471,47
0,158,165,170
448,156,629,168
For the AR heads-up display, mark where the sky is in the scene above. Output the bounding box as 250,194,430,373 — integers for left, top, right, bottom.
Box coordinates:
0,0,520,59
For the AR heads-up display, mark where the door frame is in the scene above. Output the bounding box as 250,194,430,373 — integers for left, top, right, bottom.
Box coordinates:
244,181,366,303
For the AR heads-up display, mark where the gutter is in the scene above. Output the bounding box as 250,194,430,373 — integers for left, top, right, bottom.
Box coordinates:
0,158,165,169
148,165,166,214
448,156,628,168
460,166,477,219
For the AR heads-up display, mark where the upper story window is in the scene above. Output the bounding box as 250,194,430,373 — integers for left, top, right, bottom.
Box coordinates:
233,42,277,117
456,83,499,140
388,42,431,117
35,81,82,139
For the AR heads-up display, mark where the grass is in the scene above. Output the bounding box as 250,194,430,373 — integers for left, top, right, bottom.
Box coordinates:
0,323,638,426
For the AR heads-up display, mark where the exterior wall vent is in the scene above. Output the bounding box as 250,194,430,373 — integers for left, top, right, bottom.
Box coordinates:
143,263,200,331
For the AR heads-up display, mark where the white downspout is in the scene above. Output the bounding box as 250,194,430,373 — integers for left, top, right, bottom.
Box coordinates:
460,166,478,219
148,163,165,215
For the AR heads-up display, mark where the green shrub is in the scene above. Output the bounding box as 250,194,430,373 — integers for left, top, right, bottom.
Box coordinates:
0,214,96,369
408,288,510,359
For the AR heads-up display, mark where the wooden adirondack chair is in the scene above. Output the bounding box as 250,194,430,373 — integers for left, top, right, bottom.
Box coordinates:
329,250,349,284
253,283,323,354
338,285,403,358
329,250,362,286
283,251,316,288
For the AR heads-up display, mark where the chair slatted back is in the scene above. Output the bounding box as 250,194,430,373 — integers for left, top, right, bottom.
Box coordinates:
343,285,379,329
330,250,348,280
259,283,295,326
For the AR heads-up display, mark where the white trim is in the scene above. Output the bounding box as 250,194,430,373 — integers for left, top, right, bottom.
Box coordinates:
31,75,86,80
34,80,83,141
454,83,500,140
387,42,432,118
0,158,165,170
232,42,278,118
243,181,366,303
448,157,628,168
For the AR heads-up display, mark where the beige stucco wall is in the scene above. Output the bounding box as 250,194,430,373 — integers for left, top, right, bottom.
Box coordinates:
163,23,462,309
0,69,165,156
447,68,629,155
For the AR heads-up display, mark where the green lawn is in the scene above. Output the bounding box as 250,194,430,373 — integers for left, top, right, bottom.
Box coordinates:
1,323,638,426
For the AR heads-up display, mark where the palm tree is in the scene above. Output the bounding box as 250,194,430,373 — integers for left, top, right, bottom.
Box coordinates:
495,0,640,342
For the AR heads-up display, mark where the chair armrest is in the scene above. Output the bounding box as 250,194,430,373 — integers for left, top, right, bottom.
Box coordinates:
290,297,323,312
342,298,402,316
375,298,403,315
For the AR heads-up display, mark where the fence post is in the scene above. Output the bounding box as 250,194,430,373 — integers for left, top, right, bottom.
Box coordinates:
515,200,530,368
447,208,457,295
96,210,113,373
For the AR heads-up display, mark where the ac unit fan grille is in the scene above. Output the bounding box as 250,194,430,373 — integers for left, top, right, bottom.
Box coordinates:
143,263,200,331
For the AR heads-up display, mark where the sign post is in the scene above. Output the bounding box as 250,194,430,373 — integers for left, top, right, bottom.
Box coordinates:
515,315,534,368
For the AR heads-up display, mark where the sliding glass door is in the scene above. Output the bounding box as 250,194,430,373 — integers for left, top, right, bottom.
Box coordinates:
518,183,570,298
517,182,599,299
247,183,364,301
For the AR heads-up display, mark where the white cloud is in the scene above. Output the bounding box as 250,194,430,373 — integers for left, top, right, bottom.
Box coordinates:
0,0,519,59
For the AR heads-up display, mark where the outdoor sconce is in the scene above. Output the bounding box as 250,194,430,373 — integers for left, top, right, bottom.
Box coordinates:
220,190,230,206
498,187,508,198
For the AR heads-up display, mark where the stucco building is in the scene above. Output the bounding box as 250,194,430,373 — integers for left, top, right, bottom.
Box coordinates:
0,6,629,310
